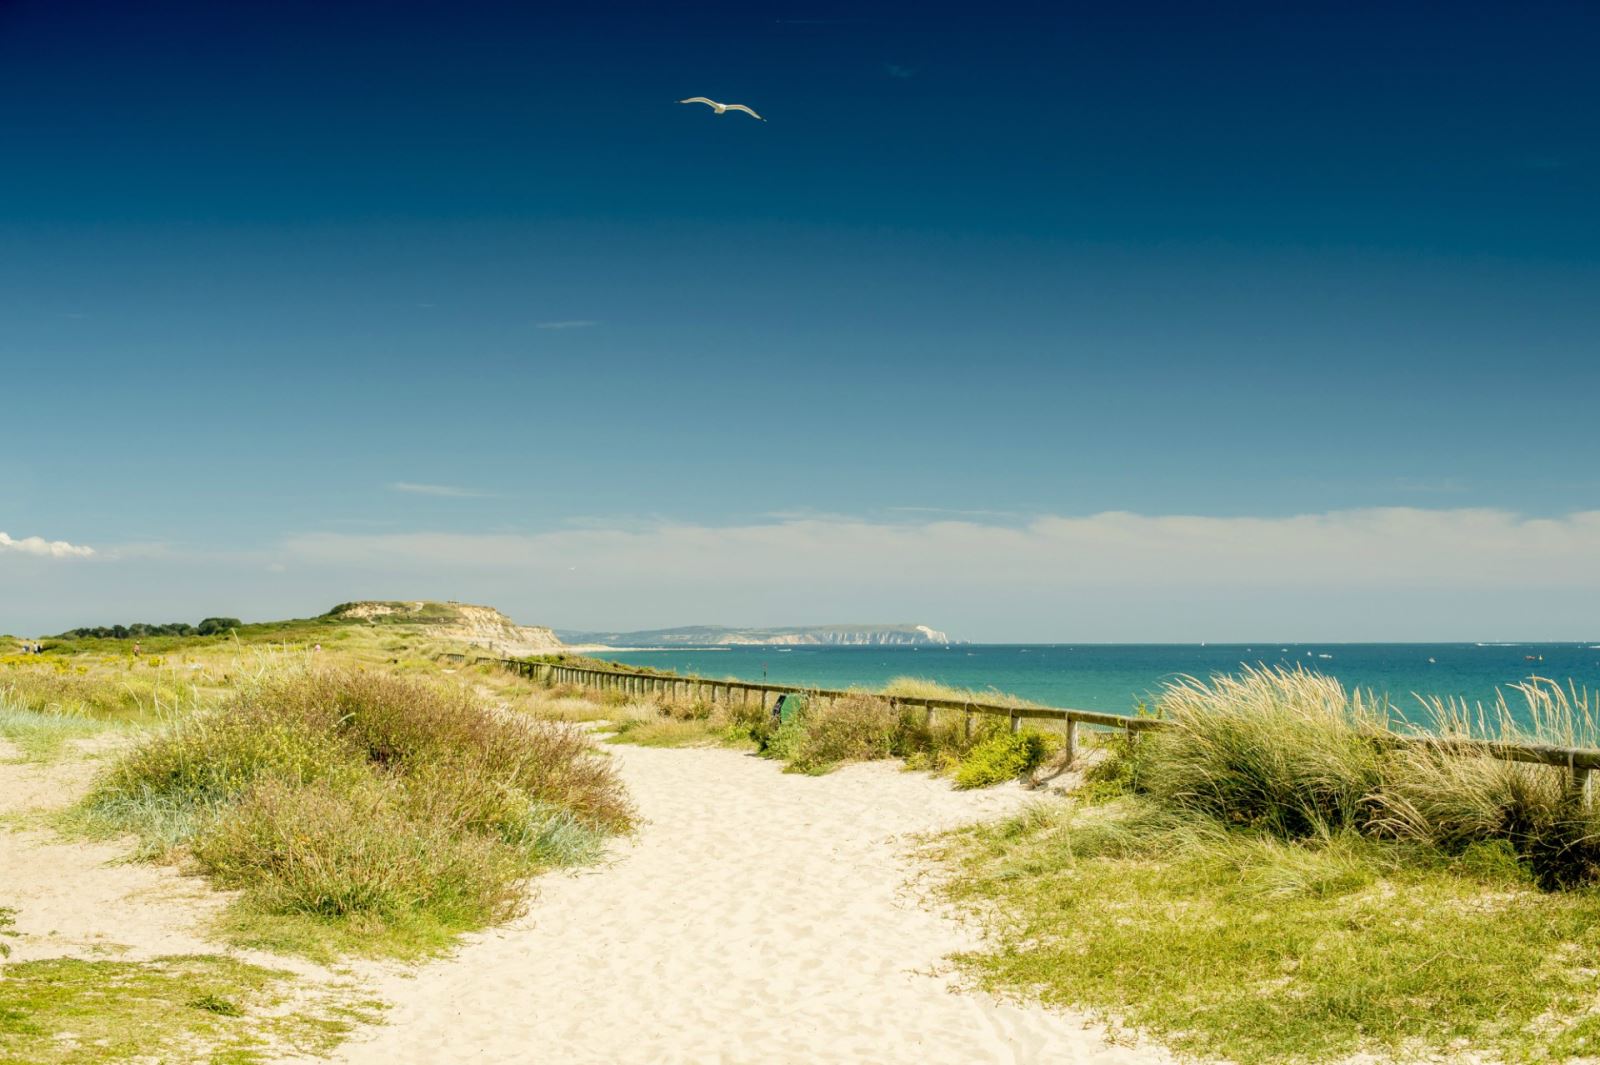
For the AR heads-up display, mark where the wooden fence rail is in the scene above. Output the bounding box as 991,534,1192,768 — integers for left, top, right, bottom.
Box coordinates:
440,654,1600,792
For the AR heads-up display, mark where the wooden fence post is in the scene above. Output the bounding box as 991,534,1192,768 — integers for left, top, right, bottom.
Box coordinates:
1065,718,1078,766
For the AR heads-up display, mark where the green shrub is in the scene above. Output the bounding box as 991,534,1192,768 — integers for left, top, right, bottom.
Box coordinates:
954,730,1060,789
94,711,358,815
785,694,905,773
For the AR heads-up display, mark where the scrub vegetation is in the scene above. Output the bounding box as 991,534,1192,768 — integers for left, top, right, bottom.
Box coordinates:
77,667,632,959
590,674,1062,784
1,613,638,1060
935,667,1600,1063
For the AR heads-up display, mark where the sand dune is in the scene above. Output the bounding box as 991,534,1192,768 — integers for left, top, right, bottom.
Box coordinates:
332,744,1171,1064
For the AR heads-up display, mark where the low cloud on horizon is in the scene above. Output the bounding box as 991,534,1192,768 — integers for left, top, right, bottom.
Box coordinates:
8,508,1600,640
271,506,1600,641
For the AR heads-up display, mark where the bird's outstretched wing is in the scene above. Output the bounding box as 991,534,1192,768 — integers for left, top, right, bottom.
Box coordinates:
724,104,765,121
678,97,718,107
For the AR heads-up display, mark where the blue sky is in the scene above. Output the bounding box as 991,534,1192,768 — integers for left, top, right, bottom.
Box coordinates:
3,0,1598,639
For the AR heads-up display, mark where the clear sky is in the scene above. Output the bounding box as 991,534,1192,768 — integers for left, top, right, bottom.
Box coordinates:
3,0,1597,640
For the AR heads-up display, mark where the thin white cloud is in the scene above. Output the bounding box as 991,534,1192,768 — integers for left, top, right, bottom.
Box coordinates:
388,482,491,499
9,508,1598,640
0,531,95,559
536,320,599,330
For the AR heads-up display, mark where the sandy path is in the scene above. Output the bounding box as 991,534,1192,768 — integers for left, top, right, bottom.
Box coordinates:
331,745,1171,1065
0,739,231,964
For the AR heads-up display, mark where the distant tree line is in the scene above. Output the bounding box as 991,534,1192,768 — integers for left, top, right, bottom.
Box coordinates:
57,617,242,639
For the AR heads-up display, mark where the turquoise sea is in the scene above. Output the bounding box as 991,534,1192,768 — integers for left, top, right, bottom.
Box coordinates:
600,643,1600,719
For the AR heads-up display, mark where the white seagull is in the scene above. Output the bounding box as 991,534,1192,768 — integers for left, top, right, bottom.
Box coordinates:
678,97,765,121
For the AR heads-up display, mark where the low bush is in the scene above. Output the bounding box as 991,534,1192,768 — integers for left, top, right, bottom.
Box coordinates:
193,776,523,924
541,675,1062,788
954,730,1060,789
84,667,632,955
784,694,906,773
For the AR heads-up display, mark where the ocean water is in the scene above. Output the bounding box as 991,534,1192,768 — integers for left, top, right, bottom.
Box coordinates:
600,643,1600,720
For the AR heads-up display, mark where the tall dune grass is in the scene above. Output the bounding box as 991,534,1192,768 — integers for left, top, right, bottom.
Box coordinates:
1372,679,1600,888
1106,667,1600,887
1137,666,1390,836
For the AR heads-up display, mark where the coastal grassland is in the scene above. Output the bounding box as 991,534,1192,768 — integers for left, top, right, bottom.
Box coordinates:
934,668,1600,1063
0,668,174,761
75,667,633,959
0,953,384,1064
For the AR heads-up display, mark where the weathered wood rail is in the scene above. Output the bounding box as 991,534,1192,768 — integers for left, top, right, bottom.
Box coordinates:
441,654,1600,792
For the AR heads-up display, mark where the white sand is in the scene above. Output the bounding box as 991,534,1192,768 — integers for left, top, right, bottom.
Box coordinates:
0,739,229,963
332,744,1172,1065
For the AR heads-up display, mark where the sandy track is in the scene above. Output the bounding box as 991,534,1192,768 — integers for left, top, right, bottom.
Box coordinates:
331,745,1170,1065
0,740,230,964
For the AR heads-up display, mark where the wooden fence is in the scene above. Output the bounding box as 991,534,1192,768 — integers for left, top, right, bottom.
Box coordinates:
441,654,1600,793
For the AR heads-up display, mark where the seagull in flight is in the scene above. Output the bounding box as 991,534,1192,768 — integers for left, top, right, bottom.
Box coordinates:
678,97,765,121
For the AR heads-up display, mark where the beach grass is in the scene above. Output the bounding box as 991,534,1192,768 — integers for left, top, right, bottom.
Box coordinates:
933,666,1600,1062
0,953,384,1064
0,705,109,762
937,797,1600,1063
